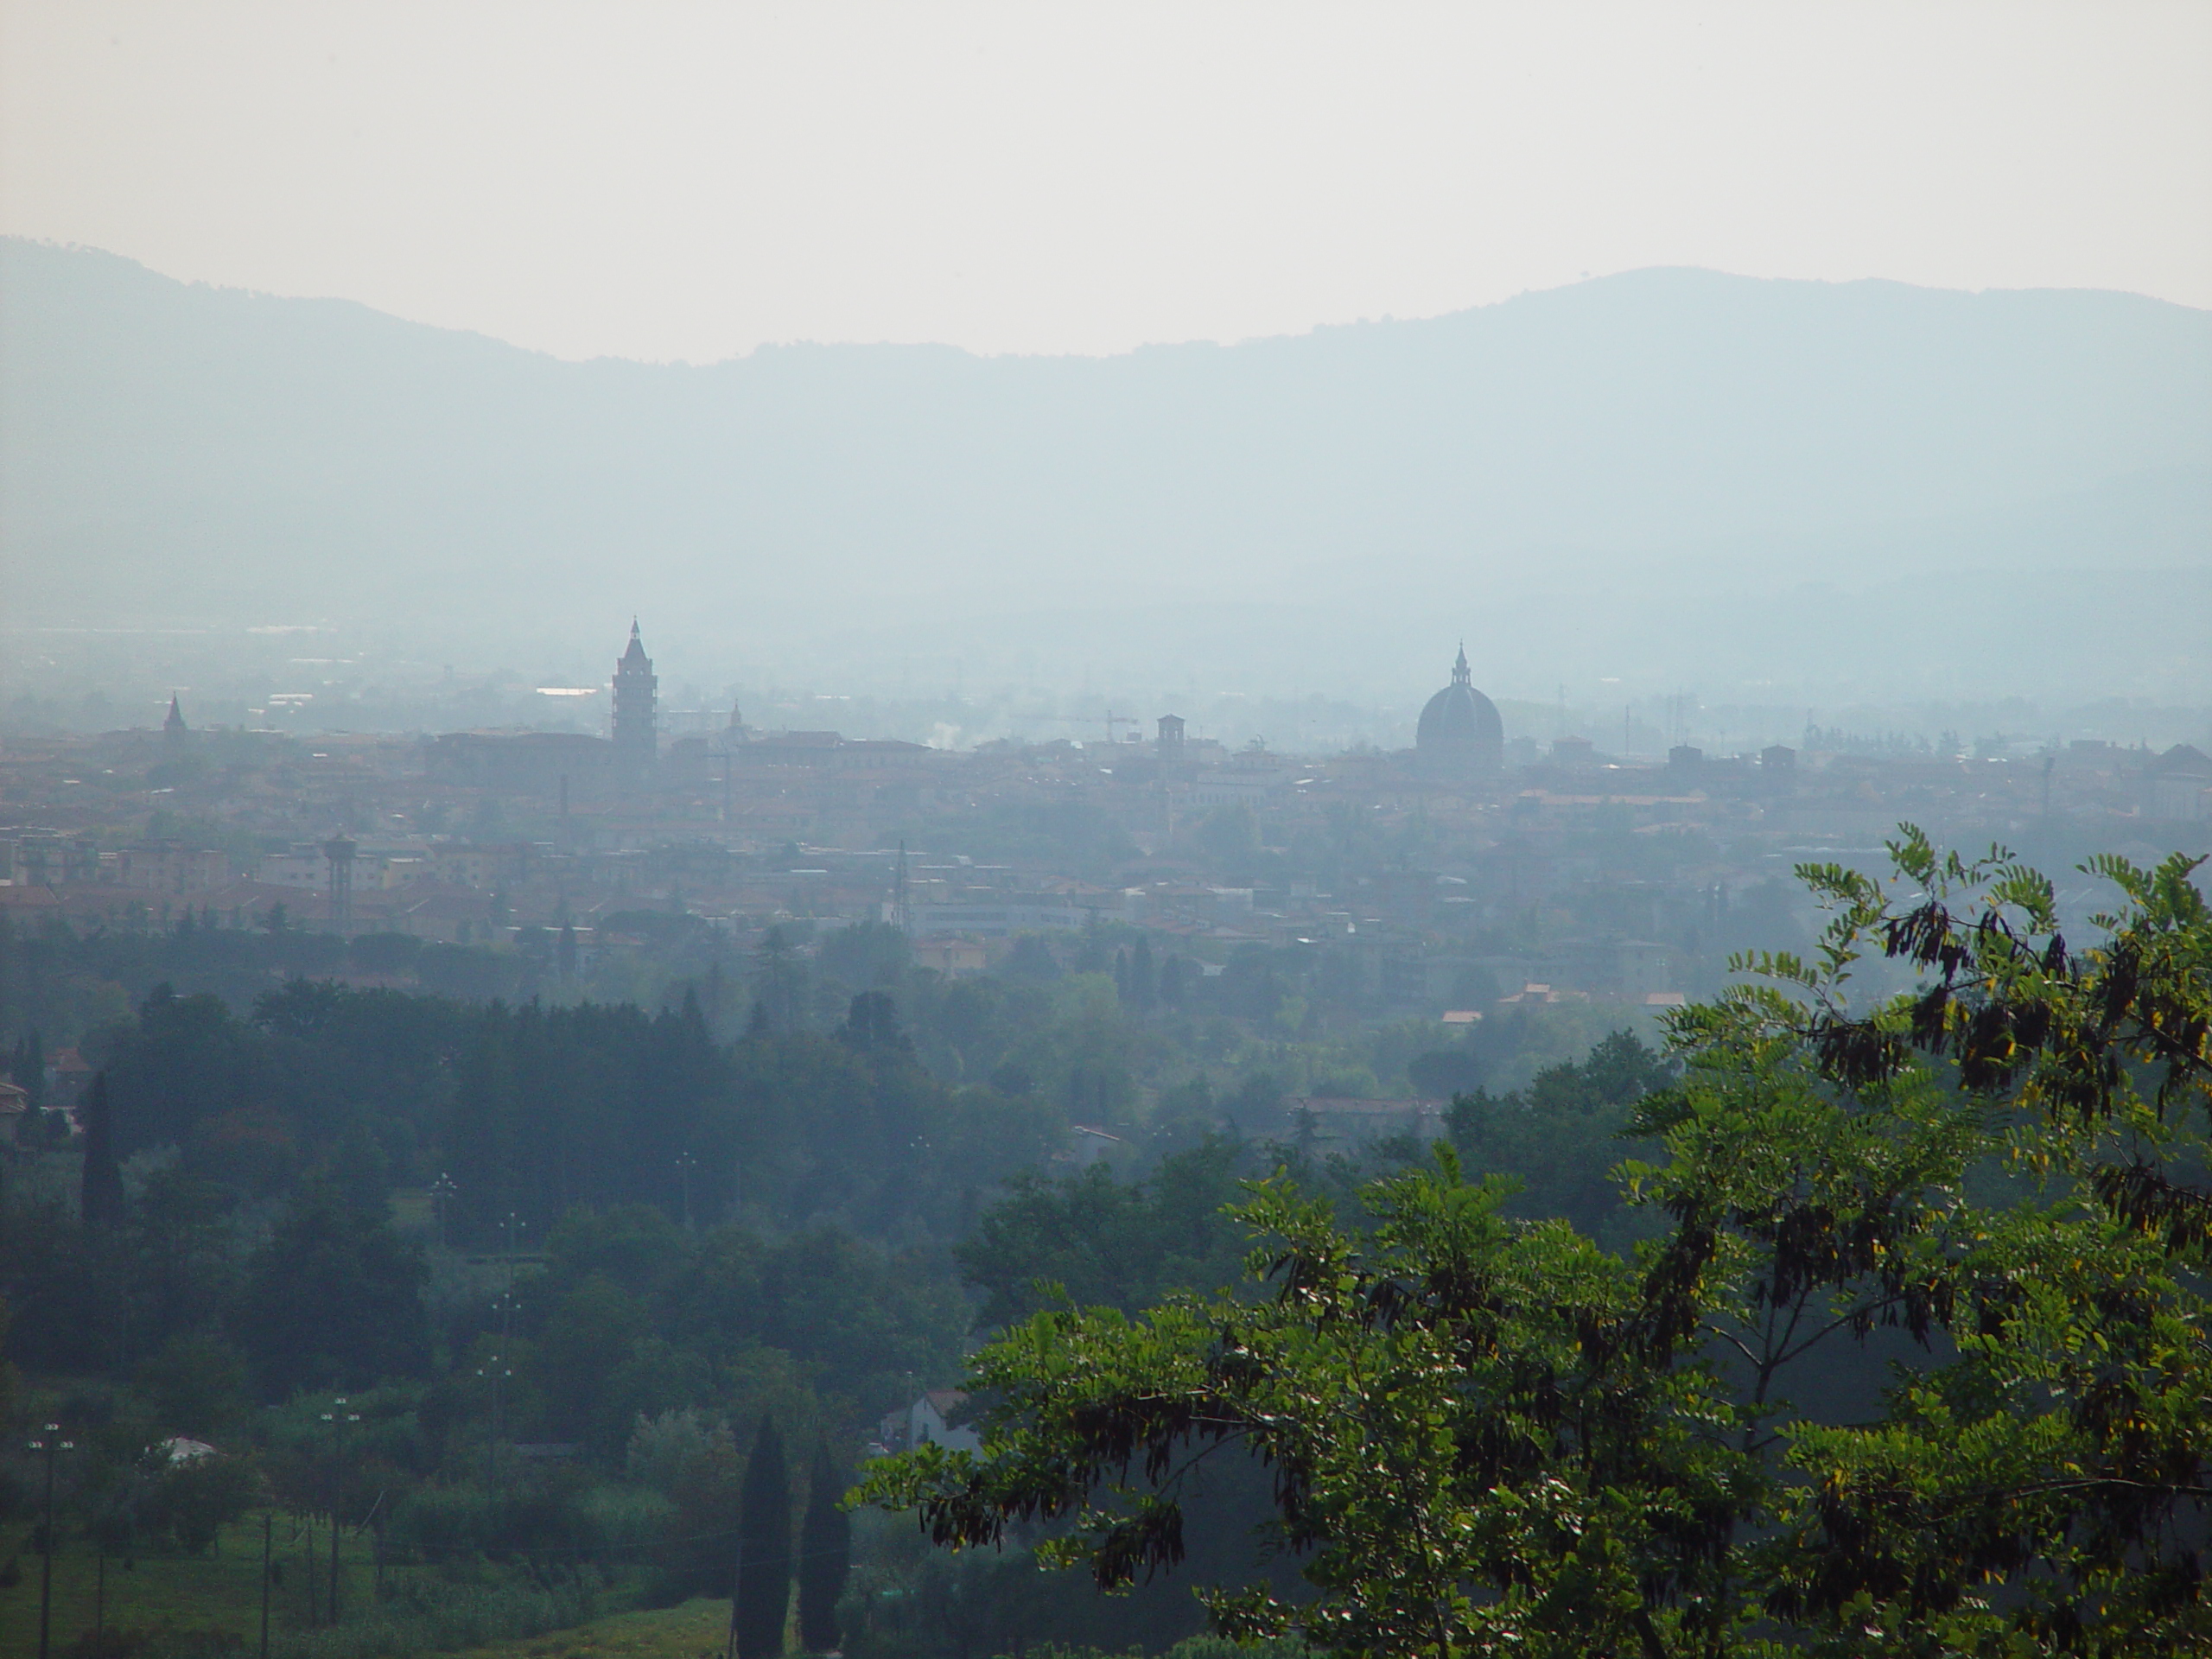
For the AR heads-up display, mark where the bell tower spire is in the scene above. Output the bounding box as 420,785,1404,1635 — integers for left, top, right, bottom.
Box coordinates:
612,620,658,771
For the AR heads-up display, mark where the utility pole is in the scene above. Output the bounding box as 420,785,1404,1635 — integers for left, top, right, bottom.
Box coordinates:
29,1422,73,1659
677,1153,697,1232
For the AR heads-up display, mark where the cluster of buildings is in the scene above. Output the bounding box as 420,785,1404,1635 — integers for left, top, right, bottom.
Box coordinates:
2,626,2207,1012
0,1045,94,1144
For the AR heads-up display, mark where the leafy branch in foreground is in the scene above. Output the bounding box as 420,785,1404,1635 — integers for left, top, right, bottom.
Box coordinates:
861,838,2210,1658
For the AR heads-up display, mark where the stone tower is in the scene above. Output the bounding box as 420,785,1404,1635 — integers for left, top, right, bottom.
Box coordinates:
612,620,658,769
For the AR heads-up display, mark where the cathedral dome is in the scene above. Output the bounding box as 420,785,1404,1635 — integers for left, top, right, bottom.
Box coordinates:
1415,645,1504,779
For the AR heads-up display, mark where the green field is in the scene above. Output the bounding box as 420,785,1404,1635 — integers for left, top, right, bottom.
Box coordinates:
0,1520,734,1659
0,1516,371,1656
0,1529,735,1659
450,1601,733,1659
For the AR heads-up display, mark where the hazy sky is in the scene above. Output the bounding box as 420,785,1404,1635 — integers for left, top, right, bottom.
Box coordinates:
4,2,2209,362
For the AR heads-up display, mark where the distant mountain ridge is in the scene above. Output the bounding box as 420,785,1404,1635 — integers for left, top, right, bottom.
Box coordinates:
3,238,2206,699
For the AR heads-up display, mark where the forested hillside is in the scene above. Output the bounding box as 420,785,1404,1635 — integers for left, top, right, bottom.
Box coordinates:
0,908,1669,1658
9,238,2207,693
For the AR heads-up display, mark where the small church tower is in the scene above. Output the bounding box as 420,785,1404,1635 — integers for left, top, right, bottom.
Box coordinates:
612,620,658,768
163,694,189,753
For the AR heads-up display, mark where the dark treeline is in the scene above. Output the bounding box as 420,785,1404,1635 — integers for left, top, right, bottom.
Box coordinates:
91,977,1063,1249
14,975,1667,1402
1,899,1682,1116
0,908,535,1042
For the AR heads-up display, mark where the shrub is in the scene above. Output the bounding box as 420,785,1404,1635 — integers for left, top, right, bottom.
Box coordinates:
143,1454,262,1554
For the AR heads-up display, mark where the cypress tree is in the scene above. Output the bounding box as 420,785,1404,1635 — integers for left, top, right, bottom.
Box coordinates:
79,1072,127,1227
753,927,805,1034
1159,955,1187,1009
736,1416,791,1659
797,1442,850,1654
838,991,906,1058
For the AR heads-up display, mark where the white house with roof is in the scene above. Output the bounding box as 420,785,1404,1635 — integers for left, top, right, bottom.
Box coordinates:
878,1389,982,1455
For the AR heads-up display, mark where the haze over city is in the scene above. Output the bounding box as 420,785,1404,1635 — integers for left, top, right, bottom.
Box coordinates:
1,9,2209,1659
3,2,2209,746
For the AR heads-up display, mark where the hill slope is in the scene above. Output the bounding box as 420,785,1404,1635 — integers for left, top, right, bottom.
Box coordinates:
3,238,2206,698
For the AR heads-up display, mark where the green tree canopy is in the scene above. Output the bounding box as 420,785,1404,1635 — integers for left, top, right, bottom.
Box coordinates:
864,838,2212,1657
232,1177,429,1400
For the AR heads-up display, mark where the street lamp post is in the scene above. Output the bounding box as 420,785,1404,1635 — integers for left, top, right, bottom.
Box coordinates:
320,1400,361,1626
429,1173,457,1250
499,1210,525,1284
28,1423,75,1659
473,1336,511,1530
